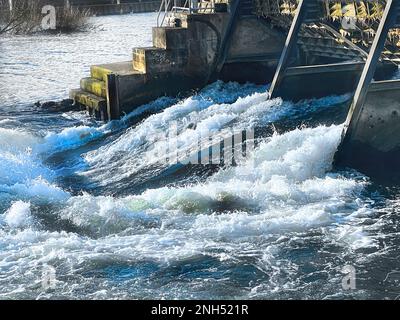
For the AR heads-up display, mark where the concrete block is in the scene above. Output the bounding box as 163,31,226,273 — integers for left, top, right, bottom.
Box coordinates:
335,80,400,178
80,77,107,98
91,61,143,82
152,27,188,50
133,47,188,75
117,72,199,115
227,16,285,61
70,89,107,112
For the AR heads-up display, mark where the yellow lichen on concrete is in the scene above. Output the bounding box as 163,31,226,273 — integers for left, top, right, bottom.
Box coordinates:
80,77,107,98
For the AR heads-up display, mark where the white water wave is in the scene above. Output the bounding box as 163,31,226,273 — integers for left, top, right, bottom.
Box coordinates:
81,86,350,186
0,121,375,300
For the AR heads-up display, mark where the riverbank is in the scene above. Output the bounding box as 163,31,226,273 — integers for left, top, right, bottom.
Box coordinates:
0,1,161,18
66,1,161,16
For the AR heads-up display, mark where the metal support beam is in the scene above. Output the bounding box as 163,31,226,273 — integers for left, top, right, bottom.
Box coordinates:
342,0,399,140
269,0,310,99
210,0,240,81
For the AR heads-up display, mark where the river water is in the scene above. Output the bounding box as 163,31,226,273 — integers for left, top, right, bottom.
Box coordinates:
0,13,399,300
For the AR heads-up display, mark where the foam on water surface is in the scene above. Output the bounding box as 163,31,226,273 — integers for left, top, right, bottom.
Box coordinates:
0,76,382,299
80,81,350,187
0,12,396,298
2,201,32,229
0,119,377,299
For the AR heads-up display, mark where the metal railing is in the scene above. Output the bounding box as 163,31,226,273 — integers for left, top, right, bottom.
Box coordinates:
157,0,216,27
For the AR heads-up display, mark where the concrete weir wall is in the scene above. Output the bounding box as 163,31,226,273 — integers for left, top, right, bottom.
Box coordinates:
274,62,365,102
118,12,236,112
127,13,285,108
71,11,287,120
335,80,400,177
221,16,284,83
273,61,397,102
69,0,399,178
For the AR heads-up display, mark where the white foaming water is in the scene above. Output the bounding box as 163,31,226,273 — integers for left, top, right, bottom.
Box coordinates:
0,127,39,151
0,128,52,186
81,81,350,186
0,96,178,205
0,79,376,299
0,126,70,203
49,125,371,254
0,122,374,299
40,125,107,153
0,178,69,204
80,82,267,183
36,96,179,157
121,125,366,239
0,123,374,301
1,9,394,299
2,201,32,229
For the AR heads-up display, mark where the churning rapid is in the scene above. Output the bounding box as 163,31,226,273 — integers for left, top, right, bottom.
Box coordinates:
1,13,400,300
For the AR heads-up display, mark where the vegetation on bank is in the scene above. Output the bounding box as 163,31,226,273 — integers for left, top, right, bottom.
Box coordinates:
0,0,91,35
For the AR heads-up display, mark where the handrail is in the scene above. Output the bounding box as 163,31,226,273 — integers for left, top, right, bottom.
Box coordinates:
157,0,173,27
157,0,216,27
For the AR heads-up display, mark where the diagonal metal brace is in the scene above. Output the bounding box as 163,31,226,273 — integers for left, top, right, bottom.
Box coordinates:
269,0,313,99
341,0,400,141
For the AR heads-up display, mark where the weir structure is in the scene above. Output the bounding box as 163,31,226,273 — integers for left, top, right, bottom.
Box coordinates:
264,0,400,177
70,0,287,120
334,0,400,177
70,0,400,177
